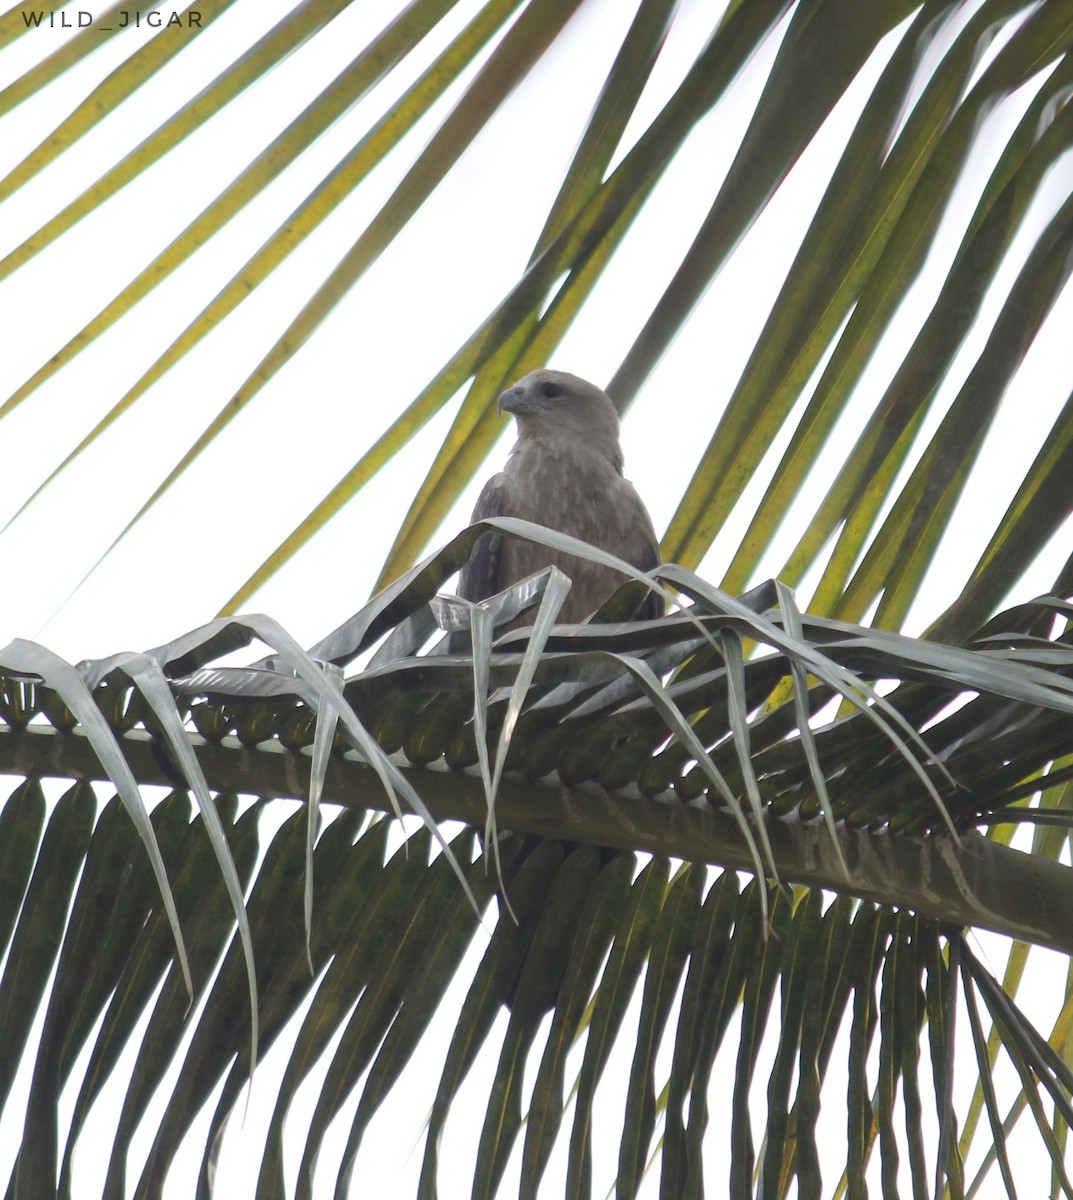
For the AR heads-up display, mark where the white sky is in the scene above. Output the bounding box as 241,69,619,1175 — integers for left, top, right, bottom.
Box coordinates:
0,0,1069,660
0,1,1071,1195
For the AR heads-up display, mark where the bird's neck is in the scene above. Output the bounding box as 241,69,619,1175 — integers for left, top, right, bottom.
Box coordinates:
509,428,624,475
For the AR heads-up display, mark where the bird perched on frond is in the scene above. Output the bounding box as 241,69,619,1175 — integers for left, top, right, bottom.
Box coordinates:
458,368,662,624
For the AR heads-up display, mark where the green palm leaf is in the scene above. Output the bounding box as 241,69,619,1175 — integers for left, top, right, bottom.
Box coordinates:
0,535,1071,1193
2,1,1073,1196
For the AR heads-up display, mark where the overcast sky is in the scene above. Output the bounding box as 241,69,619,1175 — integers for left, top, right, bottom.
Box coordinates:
0,2,1071,1195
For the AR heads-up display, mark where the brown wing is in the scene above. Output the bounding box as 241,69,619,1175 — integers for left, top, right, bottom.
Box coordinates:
615,479,663,621
458,463,662,621
457,472,512,603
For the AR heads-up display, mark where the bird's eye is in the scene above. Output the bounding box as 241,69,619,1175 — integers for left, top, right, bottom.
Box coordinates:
542,382,564,399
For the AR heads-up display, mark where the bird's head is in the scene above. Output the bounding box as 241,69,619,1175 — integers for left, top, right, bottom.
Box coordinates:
498,369,621,443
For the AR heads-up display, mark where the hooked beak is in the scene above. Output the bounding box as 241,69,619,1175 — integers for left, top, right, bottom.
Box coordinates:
497,385,526,416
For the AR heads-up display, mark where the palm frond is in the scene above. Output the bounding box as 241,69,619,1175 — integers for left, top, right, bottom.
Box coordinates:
4,3,1073,1195
1,535,1072,1194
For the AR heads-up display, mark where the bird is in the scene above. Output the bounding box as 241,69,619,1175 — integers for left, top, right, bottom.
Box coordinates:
458,368,662,625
